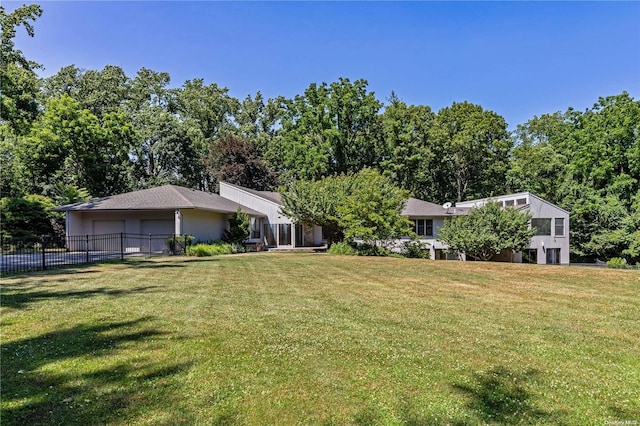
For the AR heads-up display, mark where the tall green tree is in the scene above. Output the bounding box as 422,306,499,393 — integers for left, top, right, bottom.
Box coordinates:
268,78,383,182
126,68,201,189
429,102,511,203
175,78,239,189
77,65,130,117
233,92,282,156
380,93,436,200
438,202,534,261
0,194,57,239
0,3,42,135
18,95,135,197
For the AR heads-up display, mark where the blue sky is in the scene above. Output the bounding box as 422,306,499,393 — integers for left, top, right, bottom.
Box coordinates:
8,1,640,128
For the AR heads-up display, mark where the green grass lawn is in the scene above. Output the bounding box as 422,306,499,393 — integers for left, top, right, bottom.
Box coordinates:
1,254,639,425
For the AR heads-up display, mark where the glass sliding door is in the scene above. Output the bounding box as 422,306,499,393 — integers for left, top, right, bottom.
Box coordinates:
264,224,277,246
278,224,291,246
523,249,537,264
546,248,560,265
295,224,303,247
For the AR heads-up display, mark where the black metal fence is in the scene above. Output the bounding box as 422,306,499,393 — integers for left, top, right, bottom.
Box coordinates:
1,233,193,274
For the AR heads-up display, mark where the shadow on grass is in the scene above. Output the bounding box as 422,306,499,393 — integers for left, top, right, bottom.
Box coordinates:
451,366,554,424
1,285,160,310
1,264,104,278
121,257,221,269
1,318,190,426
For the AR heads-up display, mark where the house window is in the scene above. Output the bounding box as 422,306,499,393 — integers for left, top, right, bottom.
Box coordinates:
531,218,552,236
555,218,565,237
414,219,433,237
516,198,527,206
250,217,261,239
505,200,515,207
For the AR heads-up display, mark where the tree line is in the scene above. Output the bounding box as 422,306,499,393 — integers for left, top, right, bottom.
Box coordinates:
1,4,639,262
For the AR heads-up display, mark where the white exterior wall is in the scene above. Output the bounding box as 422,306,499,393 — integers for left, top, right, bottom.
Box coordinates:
219,182,298,247
65,209,235,247
66,210,175,251
181,210,228,243
526,195,570,265
67,210,174,236
456,192,570,265
219,182,290,224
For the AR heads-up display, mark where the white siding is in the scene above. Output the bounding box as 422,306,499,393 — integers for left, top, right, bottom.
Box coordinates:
526,195,570,265
219,182,290,224
220,182,300,247
68,210,174,236
181,210,227,242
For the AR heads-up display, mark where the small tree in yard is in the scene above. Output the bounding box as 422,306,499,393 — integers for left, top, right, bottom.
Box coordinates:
223,207,250,245
336,168,413,252
281,169,413,251
438,201,534,261
280,174,352,245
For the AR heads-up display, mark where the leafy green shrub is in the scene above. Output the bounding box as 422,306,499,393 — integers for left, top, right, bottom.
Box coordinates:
606,257,628,269
186,242,235,257
328,242,358,255
223,208,250,245
231,243,246,254
328,241,393,256
0,195,58,240
165,235,194,254
355,242,391,257
401,240,431,259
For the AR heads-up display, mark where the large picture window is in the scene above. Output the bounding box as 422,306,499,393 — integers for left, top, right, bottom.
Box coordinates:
531,218,551,236
413,219,433,237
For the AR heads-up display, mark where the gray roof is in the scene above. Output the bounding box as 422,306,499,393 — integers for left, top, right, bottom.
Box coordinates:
402,198,469,217
55,185,264,216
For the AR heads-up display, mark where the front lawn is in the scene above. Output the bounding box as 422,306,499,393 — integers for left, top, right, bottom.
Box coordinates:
1,254,638,425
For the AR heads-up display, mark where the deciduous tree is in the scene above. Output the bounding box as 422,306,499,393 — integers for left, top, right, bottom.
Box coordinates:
438,202,534,261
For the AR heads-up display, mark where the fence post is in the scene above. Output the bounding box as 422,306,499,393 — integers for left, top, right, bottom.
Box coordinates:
148,234,152,258
120,232,124,260
41,235,46,270
86,235,89,263
173,233,176,255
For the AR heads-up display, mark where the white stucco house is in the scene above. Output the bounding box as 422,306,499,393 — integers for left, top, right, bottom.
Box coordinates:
56,183,569,264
